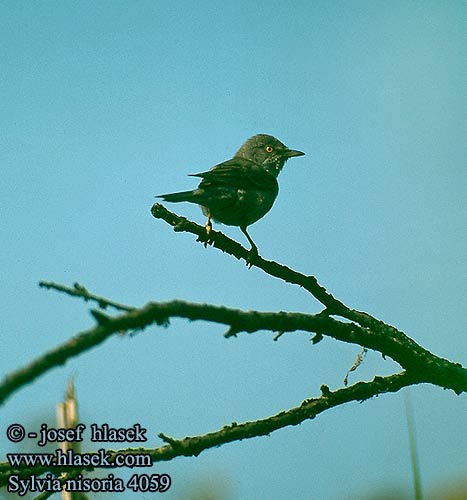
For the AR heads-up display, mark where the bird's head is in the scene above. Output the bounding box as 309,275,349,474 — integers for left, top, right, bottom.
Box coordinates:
235,134,305,177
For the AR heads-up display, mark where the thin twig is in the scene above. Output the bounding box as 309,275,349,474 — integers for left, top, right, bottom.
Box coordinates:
344,347,368,386
39,281,134,312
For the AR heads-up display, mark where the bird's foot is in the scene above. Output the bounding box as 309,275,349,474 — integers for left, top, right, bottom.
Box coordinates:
196,232,215,247
203,237,214,248
201,217,214,247
196,220,215,247
245,245,259,268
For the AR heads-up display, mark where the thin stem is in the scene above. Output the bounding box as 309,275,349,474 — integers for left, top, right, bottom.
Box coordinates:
404,390,423,500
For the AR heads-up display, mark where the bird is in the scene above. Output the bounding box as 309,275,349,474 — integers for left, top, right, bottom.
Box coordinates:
157,134,305,257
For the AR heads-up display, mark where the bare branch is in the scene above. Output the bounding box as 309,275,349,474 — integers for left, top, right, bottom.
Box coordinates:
0,371,420,486
150,204,467,393
0,206,465,485
1,298,466,407
151,204,409,338
39,281,134,312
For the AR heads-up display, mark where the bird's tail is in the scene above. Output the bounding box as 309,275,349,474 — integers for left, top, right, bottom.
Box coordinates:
157,190,199,203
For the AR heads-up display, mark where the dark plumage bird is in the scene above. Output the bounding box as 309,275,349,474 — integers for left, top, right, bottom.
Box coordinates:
158,134,305,256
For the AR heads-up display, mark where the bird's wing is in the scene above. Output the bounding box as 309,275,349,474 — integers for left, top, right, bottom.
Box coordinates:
190,158,277,191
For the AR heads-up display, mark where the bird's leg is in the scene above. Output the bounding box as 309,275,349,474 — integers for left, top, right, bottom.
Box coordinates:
205,215,212,235
241,226,259,266
202,214,213,247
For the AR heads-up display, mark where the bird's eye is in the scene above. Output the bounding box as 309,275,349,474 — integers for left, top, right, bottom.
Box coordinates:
265,146,273,153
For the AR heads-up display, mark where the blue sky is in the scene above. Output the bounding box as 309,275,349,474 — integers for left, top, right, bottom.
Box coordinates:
1,1,466,499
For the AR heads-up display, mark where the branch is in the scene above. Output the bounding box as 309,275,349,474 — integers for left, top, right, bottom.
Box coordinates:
150,204,467,393
1,298,466,406
0,371,419,486
1,208,465,483
39,281,134,312
151,204,408,336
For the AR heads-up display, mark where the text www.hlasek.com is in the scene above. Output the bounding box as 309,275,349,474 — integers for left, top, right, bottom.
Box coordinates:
7,450,171,496
8,448,150,468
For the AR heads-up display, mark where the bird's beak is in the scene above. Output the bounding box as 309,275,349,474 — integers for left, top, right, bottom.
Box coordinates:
285,148,305,158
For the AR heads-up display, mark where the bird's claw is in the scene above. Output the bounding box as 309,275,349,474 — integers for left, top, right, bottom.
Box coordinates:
196,232,214,247
195,220,215,247
245,246,259,268
198,217,214,247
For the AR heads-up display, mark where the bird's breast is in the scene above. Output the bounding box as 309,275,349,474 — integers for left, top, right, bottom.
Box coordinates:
207,186,278,227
